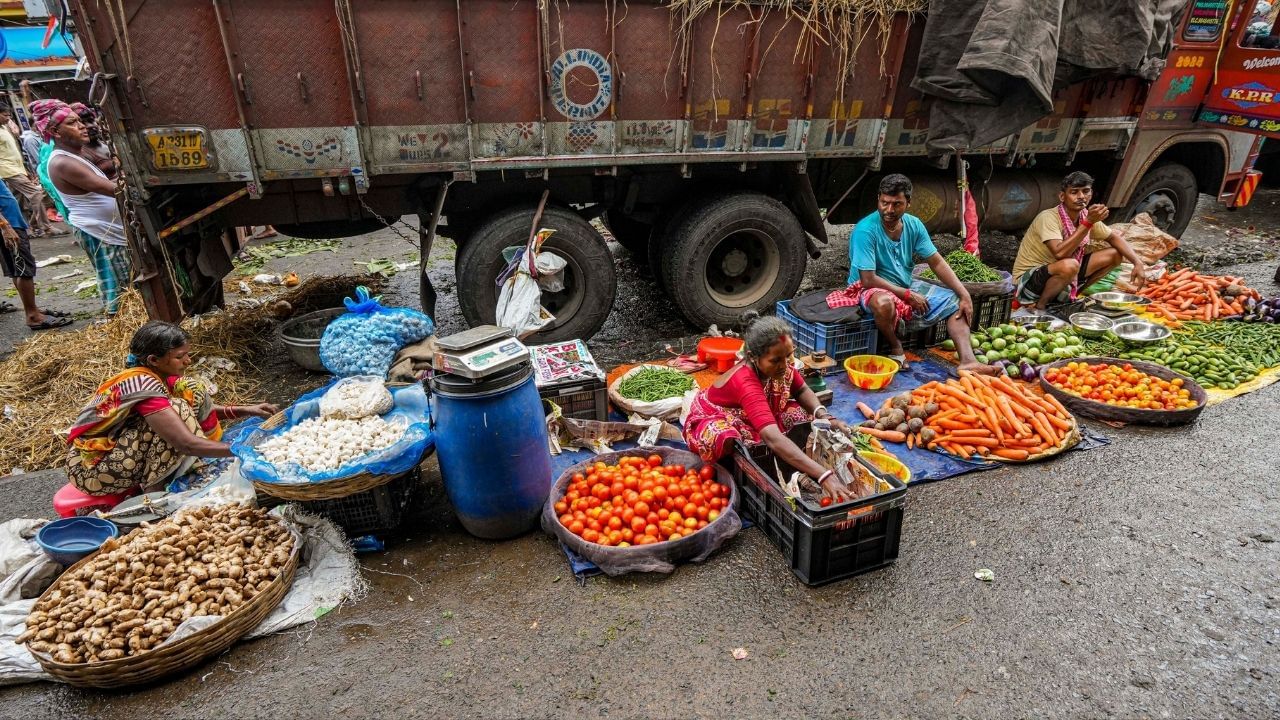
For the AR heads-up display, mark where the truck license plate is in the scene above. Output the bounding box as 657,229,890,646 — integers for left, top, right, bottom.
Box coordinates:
145,130,209,171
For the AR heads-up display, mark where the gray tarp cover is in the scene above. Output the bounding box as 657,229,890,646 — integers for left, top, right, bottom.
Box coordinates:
912,0,1189,155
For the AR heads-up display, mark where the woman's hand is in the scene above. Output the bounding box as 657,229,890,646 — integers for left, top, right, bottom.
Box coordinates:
239,403,279,419
819,472,856,503
827,416,851,433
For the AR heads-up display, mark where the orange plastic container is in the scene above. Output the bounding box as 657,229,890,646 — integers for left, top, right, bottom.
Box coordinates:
697,336,744,372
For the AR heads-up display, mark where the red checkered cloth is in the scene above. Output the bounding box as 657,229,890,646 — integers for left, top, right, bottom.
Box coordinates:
825,283,914,322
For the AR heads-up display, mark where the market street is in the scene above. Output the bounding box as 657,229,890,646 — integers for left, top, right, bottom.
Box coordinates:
1,195,1277,718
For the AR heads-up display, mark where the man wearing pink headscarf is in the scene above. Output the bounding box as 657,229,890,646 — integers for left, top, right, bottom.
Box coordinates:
34,99,131,315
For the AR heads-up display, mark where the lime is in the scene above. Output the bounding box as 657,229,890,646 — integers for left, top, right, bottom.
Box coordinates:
1001,324,1017,335
1026,347,1041,361
989,327,1003,339
976,354,988,363
1026,337,1042,349
942,339,956,351
992,338,1008,351
970,336,981,349
1028,329,1044,339
986,350,1003,362
1013,343,1029,356
1052,337,1068,348
1006,365,1020,378
980,342,993,352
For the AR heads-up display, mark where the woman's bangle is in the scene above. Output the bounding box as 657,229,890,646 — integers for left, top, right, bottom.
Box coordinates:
817,470,834,484
814,405,829,419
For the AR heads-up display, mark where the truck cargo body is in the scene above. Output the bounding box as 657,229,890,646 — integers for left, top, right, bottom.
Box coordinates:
72,0,1279,339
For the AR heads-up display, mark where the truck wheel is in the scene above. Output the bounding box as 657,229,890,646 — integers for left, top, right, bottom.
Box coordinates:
1121,163,1198,238
659,193,807,330
455,205,617,342
601,211,653,255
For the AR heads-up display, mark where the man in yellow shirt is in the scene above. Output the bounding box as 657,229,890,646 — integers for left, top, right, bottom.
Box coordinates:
0,104,52,237
1011,171,1146,315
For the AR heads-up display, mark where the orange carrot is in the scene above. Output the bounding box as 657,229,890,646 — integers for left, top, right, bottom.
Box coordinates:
856,427,907,443
856,402,876,419
936,383,981,407
939,435,1000,448
949,428,994,437
907,433,915,450
937,418,976,431
994,448,1030,460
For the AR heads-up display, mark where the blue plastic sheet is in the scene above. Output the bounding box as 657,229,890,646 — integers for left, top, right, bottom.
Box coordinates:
826,354,1109,483
231,381,434,485
319,287,434,378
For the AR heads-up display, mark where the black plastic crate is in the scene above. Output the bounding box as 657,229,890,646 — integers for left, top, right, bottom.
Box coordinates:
730,424,907,586
297,468,419,536
903,291,1014,349
539,378,608,421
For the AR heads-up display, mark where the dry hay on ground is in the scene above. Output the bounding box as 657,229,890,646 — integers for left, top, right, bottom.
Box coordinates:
0,275,384,474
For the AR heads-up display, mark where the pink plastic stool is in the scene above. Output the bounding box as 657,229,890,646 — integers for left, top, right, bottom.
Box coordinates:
52,483,136,518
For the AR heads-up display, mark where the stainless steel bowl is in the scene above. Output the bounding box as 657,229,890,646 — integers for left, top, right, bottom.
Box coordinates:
1112,320,1171,346
1013,313,1057,331
1069,312,1114,338
1090,292,1152,312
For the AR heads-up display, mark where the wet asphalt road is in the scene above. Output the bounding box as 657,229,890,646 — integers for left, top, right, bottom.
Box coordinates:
0,196,1278,718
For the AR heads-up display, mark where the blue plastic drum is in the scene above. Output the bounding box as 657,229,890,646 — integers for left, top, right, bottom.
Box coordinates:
430,362,552,539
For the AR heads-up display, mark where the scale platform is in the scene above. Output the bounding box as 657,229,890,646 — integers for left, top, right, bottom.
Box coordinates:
433,325,528,379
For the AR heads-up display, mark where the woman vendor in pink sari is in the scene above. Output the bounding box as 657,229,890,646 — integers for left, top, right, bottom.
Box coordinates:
65,321,277,496
684,312,854,501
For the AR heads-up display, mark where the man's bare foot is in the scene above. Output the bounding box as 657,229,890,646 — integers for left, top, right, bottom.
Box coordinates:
958,361,1000,377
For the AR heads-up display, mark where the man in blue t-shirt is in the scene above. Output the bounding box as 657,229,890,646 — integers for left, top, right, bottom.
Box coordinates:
847,174,992,373
0,178,71,330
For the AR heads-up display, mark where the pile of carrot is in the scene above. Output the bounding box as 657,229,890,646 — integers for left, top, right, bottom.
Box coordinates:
1138,269,1260,324
856,370,1076,461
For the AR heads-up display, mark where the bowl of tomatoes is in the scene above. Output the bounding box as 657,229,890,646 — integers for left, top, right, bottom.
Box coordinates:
542,447,742,575
1038,357,1207,425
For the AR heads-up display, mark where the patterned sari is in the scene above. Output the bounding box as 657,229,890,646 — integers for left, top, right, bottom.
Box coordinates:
66,369,221,496
683,365,809,462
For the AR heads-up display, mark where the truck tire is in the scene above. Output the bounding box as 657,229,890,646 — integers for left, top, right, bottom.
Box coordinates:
455,205,617,342
601,211,654,255
658,192,807,330
1121,163,1198,238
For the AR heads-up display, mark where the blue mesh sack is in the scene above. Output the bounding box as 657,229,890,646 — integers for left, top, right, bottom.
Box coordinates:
231,382,434,485
320,287,435,377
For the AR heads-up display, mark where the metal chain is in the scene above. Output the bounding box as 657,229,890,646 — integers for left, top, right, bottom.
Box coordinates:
356,192,420,246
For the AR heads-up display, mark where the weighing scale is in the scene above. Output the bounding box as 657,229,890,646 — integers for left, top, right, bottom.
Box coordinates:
433,325,530,379
797,352,836,406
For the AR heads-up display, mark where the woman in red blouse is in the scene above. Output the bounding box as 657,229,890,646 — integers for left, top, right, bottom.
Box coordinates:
66,322,277,495
684,312,852,499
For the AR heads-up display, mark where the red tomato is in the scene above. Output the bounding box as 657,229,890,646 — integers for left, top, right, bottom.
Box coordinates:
652,486,669,502
707,510,720,522
820,497,833,507
633,501,650,516
607,516,623,531
559,513,574,526
683,503,698,517
554,500,568,514
582,528,598,542
631,516,648,533
647,454,662,467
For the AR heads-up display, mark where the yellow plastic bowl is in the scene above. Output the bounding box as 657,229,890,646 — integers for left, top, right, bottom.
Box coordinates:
843,354,900,390
858,450,912,485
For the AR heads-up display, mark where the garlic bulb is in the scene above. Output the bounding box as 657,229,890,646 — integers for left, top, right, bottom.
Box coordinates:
257,415,407,472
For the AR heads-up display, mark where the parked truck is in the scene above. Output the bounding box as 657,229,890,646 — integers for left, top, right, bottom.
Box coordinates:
66,0,1280,341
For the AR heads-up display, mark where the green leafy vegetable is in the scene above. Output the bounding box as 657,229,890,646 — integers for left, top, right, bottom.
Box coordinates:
922,250,1001,283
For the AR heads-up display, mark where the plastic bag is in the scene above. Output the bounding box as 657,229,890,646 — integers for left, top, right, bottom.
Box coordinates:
607,364,696,421
1084,212,1179,260
534,251,567,292
231,382,434,485
319,375,395,419
540,447,742,575
319,287,434,378
496,229,556,338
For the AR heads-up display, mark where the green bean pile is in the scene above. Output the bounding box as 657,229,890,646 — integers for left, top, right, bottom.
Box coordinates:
921,250,1002,283
617,367,696,402
1181,321,1280,368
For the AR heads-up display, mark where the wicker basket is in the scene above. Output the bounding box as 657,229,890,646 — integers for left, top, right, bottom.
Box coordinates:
26,521,301,689
244,382,420,501
1037,356,1208,426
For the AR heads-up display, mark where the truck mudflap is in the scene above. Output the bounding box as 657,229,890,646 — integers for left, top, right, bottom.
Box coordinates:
1233,170,1263,208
